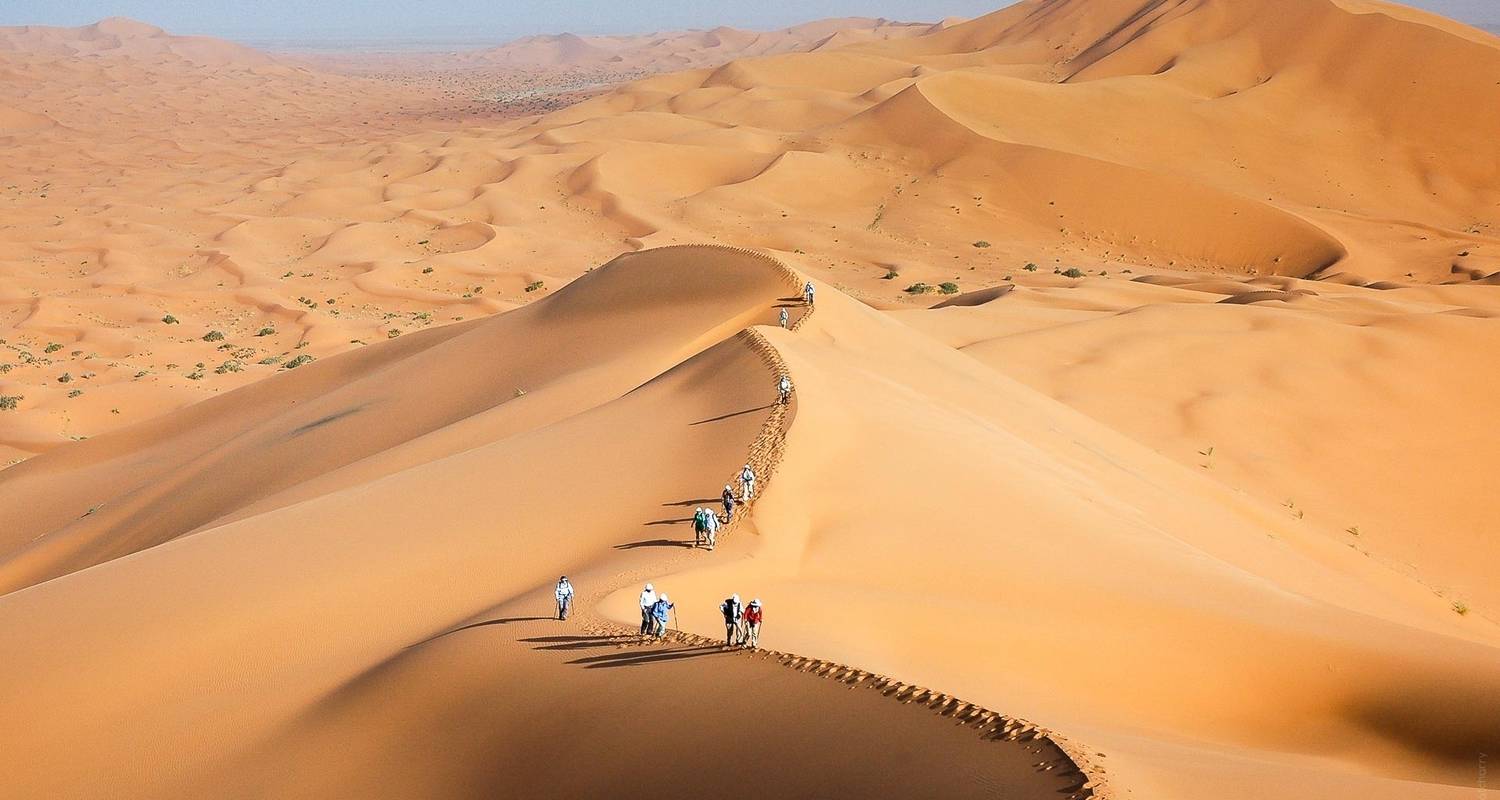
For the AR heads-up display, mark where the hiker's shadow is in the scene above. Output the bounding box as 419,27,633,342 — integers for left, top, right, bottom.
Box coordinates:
568,645,728,669
614,538,694,550
691,404,773,425
521,634,635,652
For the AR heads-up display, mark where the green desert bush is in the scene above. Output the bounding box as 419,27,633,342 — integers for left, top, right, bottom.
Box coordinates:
0,395,21,410
904,283,933,294
1061,268,1085,278
283,354,315,369
938,282,960,295
162,314,179,325
202,331,225,342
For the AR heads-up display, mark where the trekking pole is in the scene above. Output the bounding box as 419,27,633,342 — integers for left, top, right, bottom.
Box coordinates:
672,608,680,638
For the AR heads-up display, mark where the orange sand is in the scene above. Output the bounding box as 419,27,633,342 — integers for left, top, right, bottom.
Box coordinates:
2,3,1499,798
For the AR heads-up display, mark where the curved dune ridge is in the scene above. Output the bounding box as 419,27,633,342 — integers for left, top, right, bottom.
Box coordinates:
0,246,1091,799
3,245,1499,800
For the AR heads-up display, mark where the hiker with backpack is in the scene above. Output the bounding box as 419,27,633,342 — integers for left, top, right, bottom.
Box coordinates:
693,507,709,548
777,374,793,405
803,281,815,306
651,593,675,638
722,484,736,522
555,576,574,620
703,506,720,551
639,583,657,635
779,307,789,328
739,464,756,503
743,599,763,647
720,594,744,646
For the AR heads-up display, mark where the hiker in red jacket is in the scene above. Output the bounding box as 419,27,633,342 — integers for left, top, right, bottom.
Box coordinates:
742,598,763,648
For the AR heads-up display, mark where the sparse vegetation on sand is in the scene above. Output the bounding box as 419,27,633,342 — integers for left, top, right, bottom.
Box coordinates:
283,354,315,369
0,395,21,410
904,283,933,294
202,330,225,342
938,282,959,295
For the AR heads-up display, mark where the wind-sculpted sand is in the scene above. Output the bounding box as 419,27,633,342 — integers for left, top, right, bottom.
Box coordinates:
1,2,1499,799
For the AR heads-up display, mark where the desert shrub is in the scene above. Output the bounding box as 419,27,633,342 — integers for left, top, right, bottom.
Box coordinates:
186,370,204,380
387,329,402,338
202,331,224,342
938,282,960,294
525,281,545,293
57,372,72,383
1454,601,1469,615
283,354,315,369
44,342,62,353
0,364,10,373
882,269,899,280
256,326,276,337
973,240,991,248
1023,263,1038,272
67,389,83,398
214,360,243,374
258,356,282,365
0,396,21,410
422,266,434,274
904,283,933,294
1062,268,1085,278
161,314,179,325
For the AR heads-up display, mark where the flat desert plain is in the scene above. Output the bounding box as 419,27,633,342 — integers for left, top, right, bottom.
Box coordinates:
1,2,1498,799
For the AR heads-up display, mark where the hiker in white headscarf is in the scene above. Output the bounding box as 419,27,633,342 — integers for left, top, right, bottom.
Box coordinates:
639,583,657,635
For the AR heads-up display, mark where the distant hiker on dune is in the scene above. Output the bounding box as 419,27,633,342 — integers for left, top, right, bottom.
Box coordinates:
779,307,789,328
651,593,674,638
722,484,736,522
639,583,657,635
803,281,815,306
721,593,744,646
704,506,720,550
740,463,756,503
555,576,574,620
743,598,763,647
777,374,793,405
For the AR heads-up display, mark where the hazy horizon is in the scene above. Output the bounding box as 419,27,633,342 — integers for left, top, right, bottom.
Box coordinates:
1,0,1495,48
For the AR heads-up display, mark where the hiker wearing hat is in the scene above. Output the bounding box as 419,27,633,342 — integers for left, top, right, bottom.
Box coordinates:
555,576,574,620
639,583,657,635
692,507,708,547
739,464,756,503
743,599,763,648
651,593,675,638
803,281,815,306
703,506,720,551
777,374,793,405
779,307,789,328
721,484,736,522
720,593,744,646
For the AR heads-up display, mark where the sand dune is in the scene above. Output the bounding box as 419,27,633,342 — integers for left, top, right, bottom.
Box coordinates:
2,2,1498,798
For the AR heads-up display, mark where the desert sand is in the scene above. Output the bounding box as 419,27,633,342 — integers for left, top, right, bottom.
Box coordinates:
1,1,1498,798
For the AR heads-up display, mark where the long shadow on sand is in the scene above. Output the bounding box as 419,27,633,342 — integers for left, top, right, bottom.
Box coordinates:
690,404,772,425
521,634,637,652
644,517,692,526
662,497,720,507
569,645,729,669
613,537,693,550
406,616,553,648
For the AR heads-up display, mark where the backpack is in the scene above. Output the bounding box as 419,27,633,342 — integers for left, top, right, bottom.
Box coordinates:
721,599,739,622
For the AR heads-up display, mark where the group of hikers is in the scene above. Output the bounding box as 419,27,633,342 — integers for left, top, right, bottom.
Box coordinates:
546,283,813,641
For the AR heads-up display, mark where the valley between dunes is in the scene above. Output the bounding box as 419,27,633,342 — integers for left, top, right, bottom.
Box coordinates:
1,1,1499,798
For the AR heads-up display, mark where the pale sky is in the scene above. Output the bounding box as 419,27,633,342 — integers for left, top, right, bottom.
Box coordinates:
0,0,1492,43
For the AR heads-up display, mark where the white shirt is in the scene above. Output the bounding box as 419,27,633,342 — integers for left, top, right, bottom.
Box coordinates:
640,589,657,609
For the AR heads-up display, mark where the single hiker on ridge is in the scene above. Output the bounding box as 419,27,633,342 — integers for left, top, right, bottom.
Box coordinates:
555,575,574,621
722,484,736,522
639,583,657,635
777,374,793,405
743,598,763,648
803,281,815,306
740,463,756,503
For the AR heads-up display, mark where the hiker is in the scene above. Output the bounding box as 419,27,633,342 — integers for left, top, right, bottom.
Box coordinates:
722,484,736,522
743,598,763,647
652,593,674,638
555,576,574,620
803,281,815,306
777,374,793,405
739,463,756,503
703,506,720,550
639,583,657,635
693,506,708,547
720,593,744,646
779,307,789,328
